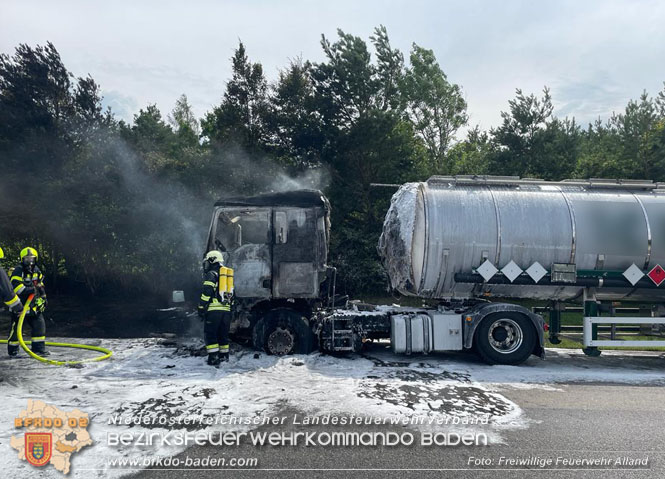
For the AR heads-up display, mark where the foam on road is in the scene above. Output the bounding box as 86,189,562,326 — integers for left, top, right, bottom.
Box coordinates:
1,338,663,477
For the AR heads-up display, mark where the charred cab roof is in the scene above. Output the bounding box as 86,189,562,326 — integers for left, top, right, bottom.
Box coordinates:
215,190,329,209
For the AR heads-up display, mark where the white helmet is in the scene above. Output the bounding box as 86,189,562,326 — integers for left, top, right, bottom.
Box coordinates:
204,250,224,268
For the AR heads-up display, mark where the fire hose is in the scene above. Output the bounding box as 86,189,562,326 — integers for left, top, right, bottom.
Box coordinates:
0,293,112,366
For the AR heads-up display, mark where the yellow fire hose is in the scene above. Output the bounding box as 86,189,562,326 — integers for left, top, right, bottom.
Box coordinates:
1,294,112,366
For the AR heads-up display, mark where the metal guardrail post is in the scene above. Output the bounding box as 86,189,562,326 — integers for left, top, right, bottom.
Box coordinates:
609,303,616,341
582,288,602,356
583,316,592,346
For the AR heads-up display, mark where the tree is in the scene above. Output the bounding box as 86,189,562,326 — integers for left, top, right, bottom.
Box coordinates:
401,44,467,173
308,28,427,293
370,25,404,111
168,94,200,140
539,116,580,180
267,58,323,166
616,91,659,178
312,29,377,129
121,104,174,156
448,126,493,175
576,119,624,179
328,110,423,293
657,82,665,118
0,42,73,165
576,91,664,180
490,87,556,178
73,75,104,123
201,41,269,150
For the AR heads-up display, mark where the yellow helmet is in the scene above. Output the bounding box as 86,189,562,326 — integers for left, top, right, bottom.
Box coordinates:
204,250,224,266
0,247,4,259
20,247,38,261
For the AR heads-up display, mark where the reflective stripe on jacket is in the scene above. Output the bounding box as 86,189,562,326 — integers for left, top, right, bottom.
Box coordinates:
0,268,20,307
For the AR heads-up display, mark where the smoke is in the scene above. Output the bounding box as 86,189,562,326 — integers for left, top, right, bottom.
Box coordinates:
0,129,329,295
204,142,330,197
105,138,205,262
273,168,329,192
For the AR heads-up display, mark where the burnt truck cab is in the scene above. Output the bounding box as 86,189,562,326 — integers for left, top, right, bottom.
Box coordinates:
205,190,333,355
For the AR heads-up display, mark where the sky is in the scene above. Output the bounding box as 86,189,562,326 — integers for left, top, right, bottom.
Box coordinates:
2,0,665,134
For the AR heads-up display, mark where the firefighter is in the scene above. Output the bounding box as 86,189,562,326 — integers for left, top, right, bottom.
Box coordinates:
197,250,234,366
7,247,48,357
1,247,23,315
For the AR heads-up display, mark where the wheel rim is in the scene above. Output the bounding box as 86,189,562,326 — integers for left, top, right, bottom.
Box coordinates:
267,326,295,355
487,318,523,354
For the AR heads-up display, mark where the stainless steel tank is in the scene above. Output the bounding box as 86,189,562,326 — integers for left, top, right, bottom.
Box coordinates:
379,176,665,301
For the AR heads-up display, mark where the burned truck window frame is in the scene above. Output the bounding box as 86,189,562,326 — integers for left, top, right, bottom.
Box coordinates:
275,211,288,244
214,208,271,252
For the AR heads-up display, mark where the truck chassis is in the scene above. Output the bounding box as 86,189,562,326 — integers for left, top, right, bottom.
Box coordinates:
314,301,546,365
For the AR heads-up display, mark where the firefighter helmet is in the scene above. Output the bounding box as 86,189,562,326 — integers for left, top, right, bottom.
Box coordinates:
204,250,224,266
20,247,38,262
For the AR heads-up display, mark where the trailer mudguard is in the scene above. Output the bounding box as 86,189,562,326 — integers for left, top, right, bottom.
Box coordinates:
463,303,546,358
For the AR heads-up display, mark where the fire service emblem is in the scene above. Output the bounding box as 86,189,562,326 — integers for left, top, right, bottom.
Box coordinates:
25,432,52,467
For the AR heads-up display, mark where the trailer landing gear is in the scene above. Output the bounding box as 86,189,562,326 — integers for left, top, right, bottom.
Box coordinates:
548,301,562,345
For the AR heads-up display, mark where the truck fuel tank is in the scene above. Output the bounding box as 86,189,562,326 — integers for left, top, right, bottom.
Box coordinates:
391,312,463,354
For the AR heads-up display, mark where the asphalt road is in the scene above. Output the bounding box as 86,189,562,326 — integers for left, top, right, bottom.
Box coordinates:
128,355,665,479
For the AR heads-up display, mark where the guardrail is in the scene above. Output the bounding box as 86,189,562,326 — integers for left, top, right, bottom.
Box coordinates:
583,317,665,347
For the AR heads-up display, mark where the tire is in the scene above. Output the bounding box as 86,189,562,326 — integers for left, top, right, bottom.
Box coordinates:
253,308,316,355
474,312,536,365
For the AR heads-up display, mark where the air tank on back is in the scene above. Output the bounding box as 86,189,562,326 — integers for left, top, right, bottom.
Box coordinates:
378,176,665,301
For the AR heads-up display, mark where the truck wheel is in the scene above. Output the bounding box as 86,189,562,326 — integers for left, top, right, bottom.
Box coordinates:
254,308,316,356
474,313,536,365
